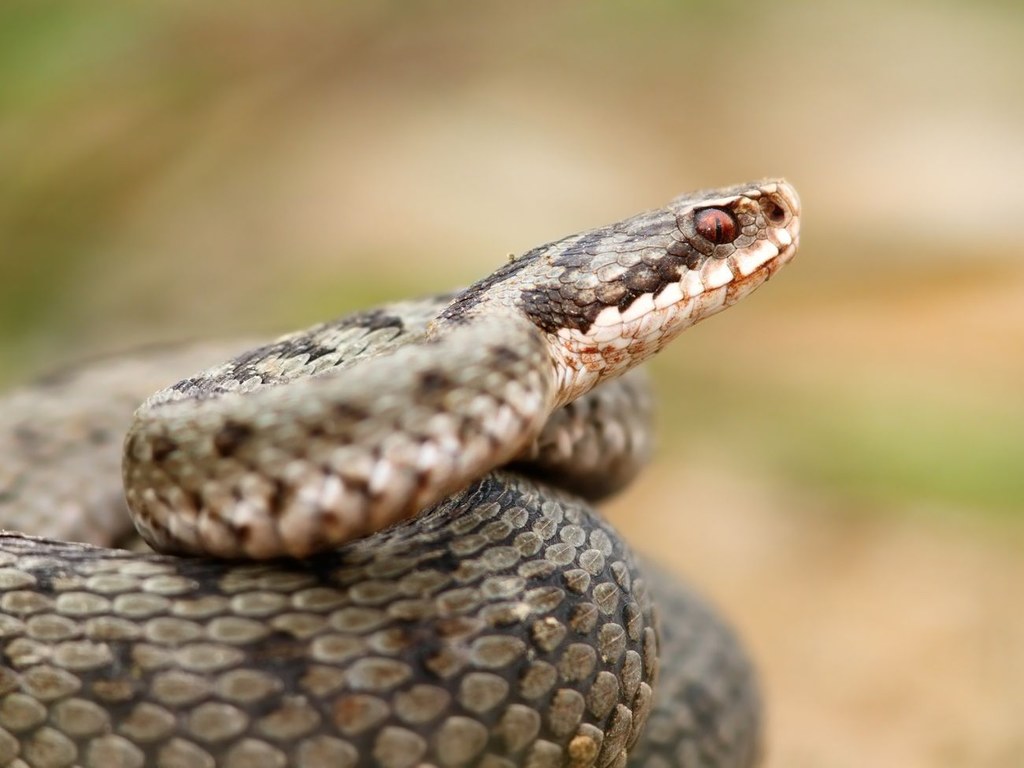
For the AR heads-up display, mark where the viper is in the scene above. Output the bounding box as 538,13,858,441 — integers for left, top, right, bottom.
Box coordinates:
0,179,800,768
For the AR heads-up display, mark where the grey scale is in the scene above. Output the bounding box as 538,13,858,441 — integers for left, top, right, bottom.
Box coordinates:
0,179,800,767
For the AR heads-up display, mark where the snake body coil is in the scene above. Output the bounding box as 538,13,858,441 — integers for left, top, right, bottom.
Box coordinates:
0,180,800,767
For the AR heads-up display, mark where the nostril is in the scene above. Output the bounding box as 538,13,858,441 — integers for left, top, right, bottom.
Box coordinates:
762,198,787,226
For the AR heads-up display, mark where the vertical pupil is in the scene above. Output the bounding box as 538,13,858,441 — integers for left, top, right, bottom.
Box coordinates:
695,209,737,245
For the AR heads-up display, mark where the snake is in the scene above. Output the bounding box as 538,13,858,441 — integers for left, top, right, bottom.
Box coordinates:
0,179,800,768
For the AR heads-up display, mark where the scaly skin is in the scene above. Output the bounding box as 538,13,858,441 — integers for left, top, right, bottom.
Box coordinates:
0,179,799,766
124,180,799,560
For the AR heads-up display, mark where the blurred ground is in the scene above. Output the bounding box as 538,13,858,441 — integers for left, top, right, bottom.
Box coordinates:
1,2,1022,766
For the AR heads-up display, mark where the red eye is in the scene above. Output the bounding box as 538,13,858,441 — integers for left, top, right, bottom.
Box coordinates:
694,208,738,245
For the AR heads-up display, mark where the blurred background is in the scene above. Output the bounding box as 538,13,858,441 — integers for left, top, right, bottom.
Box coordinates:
1,1,1022,766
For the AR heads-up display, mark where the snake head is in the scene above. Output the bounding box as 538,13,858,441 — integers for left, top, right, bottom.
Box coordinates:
543,178,800,403
443,179,801,405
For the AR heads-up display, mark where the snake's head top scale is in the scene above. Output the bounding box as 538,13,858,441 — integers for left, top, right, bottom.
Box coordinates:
440,178,801,405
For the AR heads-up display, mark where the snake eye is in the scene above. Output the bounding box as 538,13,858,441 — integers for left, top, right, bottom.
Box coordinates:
694,208,738,245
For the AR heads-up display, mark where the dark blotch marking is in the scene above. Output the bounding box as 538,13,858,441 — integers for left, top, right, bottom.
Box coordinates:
524,251,688,333
667,239,705,270
517,207,691,334
595,282,627,306
333,402,368,422
213,421,253,457
444,201,721,336
624,265,661,295
419,370,451,393
150,435,178,463
492,345,521,367
268,479,288,518
347,308,404,333
439,251,543,324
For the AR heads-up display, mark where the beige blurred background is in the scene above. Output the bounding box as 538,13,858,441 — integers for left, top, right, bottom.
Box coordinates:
1,2,1022,766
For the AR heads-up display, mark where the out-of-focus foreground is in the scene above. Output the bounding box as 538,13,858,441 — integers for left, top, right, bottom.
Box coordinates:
1,3,1022,766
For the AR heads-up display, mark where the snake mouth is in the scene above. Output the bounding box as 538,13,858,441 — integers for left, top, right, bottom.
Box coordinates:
550,243,795,403
689,235,793,325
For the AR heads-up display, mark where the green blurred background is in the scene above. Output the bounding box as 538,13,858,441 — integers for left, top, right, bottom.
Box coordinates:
1,2,1022,766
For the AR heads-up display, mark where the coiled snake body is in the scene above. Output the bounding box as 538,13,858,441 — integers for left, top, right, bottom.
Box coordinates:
0,180,800,767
